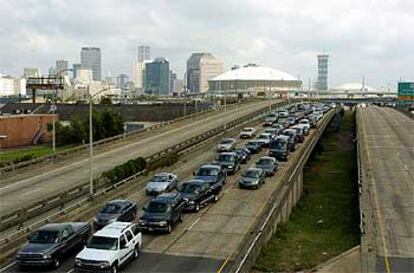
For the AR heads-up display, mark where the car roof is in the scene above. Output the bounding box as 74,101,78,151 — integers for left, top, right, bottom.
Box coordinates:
258,156,275,161
243,127,255,130
200,164,220,169
182,180,208,186
39,223,67,231
218,152,236,156
154,172,173,176
93,222,134,238
245,167,262,172
106,200,132,206
275,135,289,140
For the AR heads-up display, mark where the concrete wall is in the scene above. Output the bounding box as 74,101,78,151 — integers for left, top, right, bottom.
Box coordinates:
0,115,57,148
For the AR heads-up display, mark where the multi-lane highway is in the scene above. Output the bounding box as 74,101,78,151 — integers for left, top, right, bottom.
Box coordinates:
0,107,332,273
0,100,275,217
358,106,414,273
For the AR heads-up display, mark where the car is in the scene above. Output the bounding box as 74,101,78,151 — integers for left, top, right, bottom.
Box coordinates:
298,119,311,133
263,116,277,126
178,180,218,211
281,129,298,151
290,125,305,143
307,115,317,128
217,138,236,152
17,222,91,269
256,133,273,147
329,103,336,109
269,135,290,161
264,128,280,137
212,152,240,175
296,123,309,136
272,123,285,130
239,127,256,139
74,222,142,273
139,193,185,233
245,140,262,154
145,172,178,195
287,116,296,126
193,164,226,194
239,168,266,189
278,110,289,118
94,200,137,230
234,148,251,164
255,156,278,176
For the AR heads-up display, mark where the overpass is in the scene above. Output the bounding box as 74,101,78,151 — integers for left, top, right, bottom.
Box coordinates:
357,106,414,273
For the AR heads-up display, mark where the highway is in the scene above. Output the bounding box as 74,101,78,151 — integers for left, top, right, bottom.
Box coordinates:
0,109,331,273
358,106,414,273
0,100,275,217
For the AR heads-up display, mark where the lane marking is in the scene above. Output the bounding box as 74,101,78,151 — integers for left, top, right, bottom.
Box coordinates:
361,108,391,273
217,255,231,273
0,262,16,273
186,217,201,231
66,269,74,273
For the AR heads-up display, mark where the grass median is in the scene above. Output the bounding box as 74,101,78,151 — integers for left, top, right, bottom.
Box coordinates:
254,111,360,272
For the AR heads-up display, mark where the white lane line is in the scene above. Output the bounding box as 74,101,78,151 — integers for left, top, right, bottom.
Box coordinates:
186,217,201,231
0,261,16,273
66,269,74,273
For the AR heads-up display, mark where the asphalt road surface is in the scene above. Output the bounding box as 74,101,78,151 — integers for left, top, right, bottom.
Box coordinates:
359,106,414,273
0,107,331,273
0,100,275,217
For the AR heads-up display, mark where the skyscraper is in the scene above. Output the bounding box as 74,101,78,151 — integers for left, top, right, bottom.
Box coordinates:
81,47,101,81
138,45,150,62
317,54,329,91
186,53,223,93
56,60,68,75
117,74,129,89
73,63,81,79
145,57,170,96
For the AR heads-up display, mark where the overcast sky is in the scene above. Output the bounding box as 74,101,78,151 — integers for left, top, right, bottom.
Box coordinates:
1,0,413,89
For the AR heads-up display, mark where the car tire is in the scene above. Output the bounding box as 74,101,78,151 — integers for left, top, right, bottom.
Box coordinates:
111,264,118,273
133,245,140,259
52,257,60,269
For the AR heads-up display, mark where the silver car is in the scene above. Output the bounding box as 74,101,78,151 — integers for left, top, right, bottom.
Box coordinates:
239,168,265,189
217,138,236,152
145,172,178,195
255,156,278,176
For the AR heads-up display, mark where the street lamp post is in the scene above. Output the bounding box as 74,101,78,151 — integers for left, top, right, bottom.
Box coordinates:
88,86,111,195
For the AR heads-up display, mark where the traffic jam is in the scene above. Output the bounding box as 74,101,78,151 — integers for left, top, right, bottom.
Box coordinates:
11,103,334,273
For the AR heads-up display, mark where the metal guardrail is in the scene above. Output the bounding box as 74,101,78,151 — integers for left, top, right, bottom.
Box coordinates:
0,100,291,245
228,110,336,273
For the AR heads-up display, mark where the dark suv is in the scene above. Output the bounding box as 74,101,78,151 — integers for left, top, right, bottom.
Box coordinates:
193,164,226,194
139,193,185,233
269,136,290,161
212,152,240,175
93,200,137,230
178,180,217,212
281,129,298,151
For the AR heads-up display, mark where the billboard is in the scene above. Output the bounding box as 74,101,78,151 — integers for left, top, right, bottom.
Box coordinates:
398,82,414,101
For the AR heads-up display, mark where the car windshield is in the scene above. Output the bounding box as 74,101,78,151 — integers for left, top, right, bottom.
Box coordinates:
179,183,201,193
87,236,118,250
100,203,122,214
220,139,233,144
300,120,308,124
243,170,260,178
217,154,234,162
258,159,273,165
28,230,60,244
146,201,168,213
271,141,286,149
151,175,168,182
197,167,219,176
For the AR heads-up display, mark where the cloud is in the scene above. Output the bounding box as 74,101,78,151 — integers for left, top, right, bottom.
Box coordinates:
0,0,413,88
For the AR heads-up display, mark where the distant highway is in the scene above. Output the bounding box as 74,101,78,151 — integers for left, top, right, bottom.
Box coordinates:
358,106,414,273
0,101,275,217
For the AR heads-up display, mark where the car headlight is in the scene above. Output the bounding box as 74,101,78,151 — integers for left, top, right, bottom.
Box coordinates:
228,166,234,169
42,254,51,259
99,261,110,268
139,219,146,224
188,200,195,205
158,221,168,226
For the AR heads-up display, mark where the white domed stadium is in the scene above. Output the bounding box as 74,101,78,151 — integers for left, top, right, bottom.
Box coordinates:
208,64,302,97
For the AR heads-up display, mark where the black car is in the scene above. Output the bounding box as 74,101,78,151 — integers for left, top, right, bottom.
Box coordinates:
234,148,251,164
16,223,91,269
94,200,137,230
139,193,185,233
212,152,240,175
245,140,262,154
281,129,298,151
287,116,296,126
193,164,226,194
179,180,217,212
269,136,290,161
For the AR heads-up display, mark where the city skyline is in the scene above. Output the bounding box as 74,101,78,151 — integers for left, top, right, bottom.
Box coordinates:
0,0,413,88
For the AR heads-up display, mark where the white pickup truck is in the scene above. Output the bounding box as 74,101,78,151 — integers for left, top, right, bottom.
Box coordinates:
74,222,142,273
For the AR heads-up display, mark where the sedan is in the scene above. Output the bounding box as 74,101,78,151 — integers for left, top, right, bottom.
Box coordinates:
217,138,236,152
145,172,178,195
245,140,262,154
240,127,256,139
234,148,251,164
239,168,266,189
256,133,273,147
179,180,217,212
255,156,278,176
94,200,137,230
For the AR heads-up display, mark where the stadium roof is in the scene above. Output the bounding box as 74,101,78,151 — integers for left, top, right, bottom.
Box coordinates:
211,65,298,82
333,82,377,92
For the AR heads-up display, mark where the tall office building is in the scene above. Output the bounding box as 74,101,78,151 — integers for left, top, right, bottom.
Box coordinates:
73,63,81,79
116,74,129,89
138,45,151,62
56,60,69,75
81,47,101,81
145,57,170,96
317,54,329,91
186,53,223,93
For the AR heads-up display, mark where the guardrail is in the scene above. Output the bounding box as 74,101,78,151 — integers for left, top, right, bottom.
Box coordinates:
0,100,292,243
228,110,336,273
